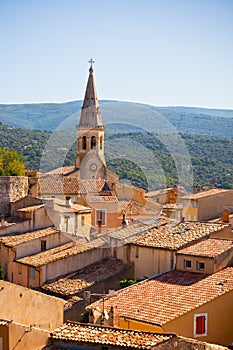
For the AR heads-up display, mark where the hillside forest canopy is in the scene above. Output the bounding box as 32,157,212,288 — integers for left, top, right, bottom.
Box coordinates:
0,123,232,190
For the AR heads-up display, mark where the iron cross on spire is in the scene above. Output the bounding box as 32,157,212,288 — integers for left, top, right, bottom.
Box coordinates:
88,58,95,68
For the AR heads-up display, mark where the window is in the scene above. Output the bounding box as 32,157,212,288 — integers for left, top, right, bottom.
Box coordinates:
197,261,205,271
96,209,106,226
41,240,46,251
30,267,35,279
184,260,192,269
81,215,85,226
91,136,96,149
194,313,207,337
188,214,191,221
82,136,87,150
18,264,22,275
135,246,139,258
194,215,197,221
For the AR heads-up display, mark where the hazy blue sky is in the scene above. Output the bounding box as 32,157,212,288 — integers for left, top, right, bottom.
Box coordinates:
1,0,233,108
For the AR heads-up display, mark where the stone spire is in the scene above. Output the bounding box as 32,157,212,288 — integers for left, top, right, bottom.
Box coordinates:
79,60,103,127
76,61,106,170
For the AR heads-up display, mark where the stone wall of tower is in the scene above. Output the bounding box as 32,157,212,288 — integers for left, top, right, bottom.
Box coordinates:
0,176,28,216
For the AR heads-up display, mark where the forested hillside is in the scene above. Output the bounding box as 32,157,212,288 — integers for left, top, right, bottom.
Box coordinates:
0,123,232,190
0,101,233,137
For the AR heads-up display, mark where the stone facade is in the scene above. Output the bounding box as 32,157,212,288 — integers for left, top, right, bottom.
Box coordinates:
0,176,28,216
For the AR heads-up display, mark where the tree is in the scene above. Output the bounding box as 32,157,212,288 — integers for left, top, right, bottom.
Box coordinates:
0,148,25,176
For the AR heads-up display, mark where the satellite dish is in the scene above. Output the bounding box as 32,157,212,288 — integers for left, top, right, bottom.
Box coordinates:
69,197,75,207
104,309,109,320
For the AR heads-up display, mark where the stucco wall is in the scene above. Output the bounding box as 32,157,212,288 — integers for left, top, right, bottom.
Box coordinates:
45,246,111,283
9,323,49,350
176,254,214,274
14,231,70,259
198,191,233,221
128,245,174,279
0,280,64,330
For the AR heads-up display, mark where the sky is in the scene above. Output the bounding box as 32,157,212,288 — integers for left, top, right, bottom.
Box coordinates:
1,0,233,108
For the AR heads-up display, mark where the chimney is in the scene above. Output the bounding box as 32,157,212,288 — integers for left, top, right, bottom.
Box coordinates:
193,186,198,194
221,209,230,223
210,182,215,189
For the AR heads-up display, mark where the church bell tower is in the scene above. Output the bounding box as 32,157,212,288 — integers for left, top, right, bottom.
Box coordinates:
75,60,106,178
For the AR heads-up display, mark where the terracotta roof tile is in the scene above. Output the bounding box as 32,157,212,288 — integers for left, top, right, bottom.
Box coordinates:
40,166,75,176
52,203,92,213
79,179,106,194
88,267,233,326
17,204,45,212
119,200,143,216
86,195,118,203
182,188,231,200
50,321,174,348
133,222,227,250
39,176,80,194
41,258,132,297
16,238,105,267
0,227,60,247
109,218,168,244
178,238,233,258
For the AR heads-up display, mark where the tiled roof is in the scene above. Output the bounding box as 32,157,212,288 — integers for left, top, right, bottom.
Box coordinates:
52,203,92,213
17,238,105,267
17,204,45,212
39,176,80,194
40,166,75,176
177,238,233,258
41,258,132,297
109,218,168,244
88,267,233,326
119,200,143,216
0,227,60,247
50,321,174,348
182,188,230,200
79,179,106,194
133,222,227,250
86,194,118,203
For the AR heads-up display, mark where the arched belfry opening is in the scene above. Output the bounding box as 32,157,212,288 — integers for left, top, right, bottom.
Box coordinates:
82,136,87,150
91,136,96,149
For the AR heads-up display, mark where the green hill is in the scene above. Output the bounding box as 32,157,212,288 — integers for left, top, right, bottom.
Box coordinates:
0,101,232,137
0,123,232,190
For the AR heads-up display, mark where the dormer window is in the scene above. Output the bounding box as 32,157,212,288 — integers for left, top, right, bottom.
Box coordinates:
184,260,192,269
197,261,205,271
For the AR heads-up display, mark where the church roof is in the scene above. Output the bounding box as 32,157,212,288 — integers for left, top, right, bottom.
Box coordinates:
79,65,104,128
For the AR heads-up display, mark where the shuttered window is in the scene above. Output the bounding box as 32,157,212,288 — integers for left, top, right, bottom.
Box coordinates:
194,313,207,336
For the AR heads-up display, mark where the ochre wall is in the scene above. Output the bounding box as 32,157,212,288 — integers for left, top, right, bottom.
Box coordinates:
9,323,49,350
0,280,64,331
163,290,233,346
176,254,214,274
129,245,174,279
